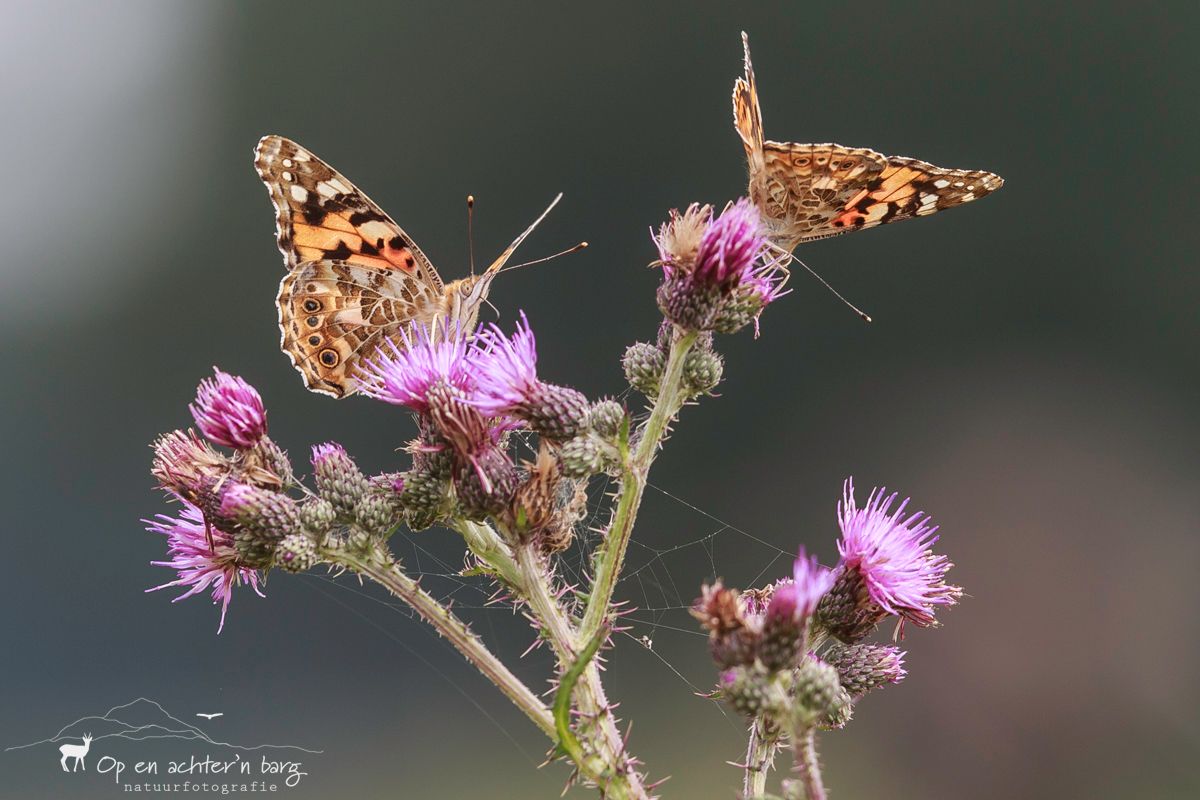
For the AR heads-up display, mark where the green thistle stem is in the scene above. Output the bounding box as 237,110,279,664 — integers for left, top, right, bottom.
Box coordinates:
580,327,699,643
325,542,554,739
744,716,778,798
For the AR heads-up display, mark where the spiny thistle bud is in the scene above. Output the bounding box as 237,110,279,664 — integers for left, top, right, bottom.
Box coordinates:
792,657,842,726
623,341,665,397
299,498,337,534
824,643,907,697
760,583,803,672
559,433,616,479
820,688,855,731
250,438,294,487
356,495,402,537
588,399,626,440
815,564,884,644
275,532,319,573
692,581,761,669
396,470,450,531
718,665,783,718
453,446,519,519
190,368,268,449
311,442,370,520
470,314,590,441
681,345,724,397
219,482,301,546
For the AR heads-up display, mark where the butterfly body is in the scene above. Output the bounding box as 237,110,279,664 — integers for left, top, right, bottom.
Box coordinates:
734,34,1003,252
255,135,555,397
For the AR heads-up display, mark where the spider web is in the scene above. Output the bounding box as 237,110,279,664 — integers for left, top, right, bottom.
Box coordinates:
300,418,797,749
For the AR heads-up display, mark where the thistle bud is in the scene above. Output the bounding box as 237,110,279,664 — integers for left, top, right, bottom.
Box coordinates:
250,437,294,487
396,469,450,530
719,665,781,718
219,483,301,542
759,582,804,671
681,346,724,397
623,342,665,397
151,429,231,502
311,442,369,520
824,643,907,697
275,532,319,573
792,657,842,726
587,399,626,440
559,433,615,479
356,495,402,537
299,498,337,534
692,581,761,669
453,446,518,519
819,688,855,731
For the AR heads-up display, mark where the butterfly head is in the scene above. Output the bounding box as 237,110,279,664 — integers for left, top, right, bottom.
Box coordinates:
441,272,499,332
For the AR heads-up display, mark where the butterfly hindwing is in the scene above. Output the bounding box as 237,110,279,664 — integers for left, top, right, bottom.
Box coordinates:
277,260,438,398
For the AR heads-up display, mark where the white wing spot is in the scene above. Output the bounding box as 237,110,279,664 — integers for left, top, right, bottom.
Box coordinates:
282,158,294,168
282,171,293,181
934,179,951,189
290,185,308,202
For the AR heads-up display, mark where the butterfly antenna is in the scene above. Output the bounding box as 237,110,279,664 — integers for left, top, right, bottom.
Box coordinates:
467,195,476,276
497,241,588,274
775,245,872,323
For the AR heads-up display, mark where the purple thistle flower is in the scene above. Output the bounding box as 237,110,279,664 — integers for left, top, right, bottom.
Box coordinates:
792,546,836,618
836,478,961,628
190,368,268,449
145,500,263,633
469,312,540,416
469,313,590,440
692,198,768,288
358,321,473,413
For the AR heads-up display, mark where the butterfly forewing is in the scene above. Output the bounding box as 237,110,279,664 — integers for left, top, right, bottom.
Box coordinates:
255,135,449,397
734,33,1003,250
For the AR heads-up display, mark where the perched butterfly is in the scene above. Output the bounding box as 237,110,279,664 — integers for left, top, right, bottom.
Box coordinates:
254,135,558,397
734,33,1003,253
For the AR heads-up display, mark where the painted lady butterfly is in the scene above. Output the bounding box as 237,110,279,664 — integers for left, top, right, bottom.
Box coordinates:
734,33,1004,253
254,135,558,397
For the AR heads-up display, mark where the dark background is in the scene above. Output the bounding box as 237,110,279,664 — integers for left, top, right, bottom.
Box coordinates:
2,2,1196,798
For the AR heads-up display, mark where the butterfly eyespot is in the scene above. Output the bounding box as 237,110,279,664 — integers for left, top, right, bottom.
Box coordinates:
795,157,809,166
306,316,319,328
831,161,840,169
303,299,321,312
308,335,321,346
306,283,317,293
319,349,339,367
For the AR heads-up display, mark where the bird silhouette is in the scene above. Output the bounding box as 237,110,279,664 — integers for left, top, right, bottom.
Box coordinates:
196,712,223,720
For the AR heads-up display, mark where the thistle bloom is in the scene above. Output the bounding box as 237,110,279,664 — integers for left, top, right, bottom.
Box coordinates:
470,313,590,440
190,368,268,449
692,198,768,288
654,199,786,333
790,547,837,618
146,500,263,633
835,478,961,628
358,321,473,413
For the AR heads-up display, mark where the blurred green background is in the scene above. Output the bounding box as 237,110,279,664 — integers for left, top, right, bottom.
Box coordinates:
2,1,1196,798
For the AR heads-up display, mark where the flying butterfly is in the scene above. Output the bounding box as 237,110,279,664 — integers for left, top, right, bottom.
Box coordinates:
733,33,1004,254
254,135,560,397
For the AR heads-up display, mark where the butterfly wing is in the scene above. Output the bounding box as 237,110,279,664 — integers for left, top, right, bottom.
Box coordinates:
733,35,1003,250
278,260,439,398
255,135,446,397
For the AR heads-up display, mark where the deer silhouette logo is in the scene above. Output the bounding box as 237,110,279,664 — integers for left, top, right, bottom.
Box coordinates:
58,734,92,772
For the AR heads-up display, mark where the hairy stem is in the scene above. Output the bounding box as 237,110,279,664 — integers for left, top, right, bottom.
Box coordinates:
580,327,699,643
792,728,827,800
514,541,649,800
453,518,526,592
325,542,554,739
744,716,779,798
